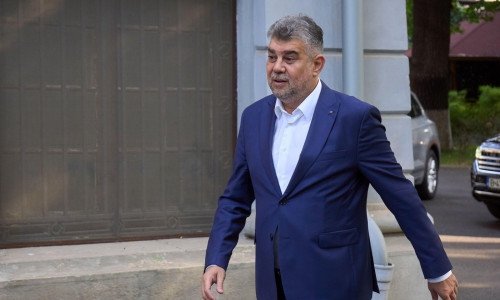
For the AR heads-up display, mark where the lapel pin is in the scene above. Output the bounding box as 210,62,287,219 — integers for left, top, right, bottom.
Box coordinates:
329,111,334,115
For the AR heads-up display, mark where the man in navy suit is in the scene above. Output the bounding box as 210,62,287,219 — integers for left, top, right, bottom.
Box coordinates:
201,14,458,300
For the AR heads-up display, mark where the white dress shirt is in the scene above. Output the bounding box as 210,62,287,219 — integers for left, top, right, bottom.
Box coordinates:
272,81,322,194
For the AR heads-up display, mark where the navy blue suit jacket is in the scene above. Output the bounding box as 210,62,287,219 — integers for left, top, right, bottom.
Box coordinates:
205,83,452,300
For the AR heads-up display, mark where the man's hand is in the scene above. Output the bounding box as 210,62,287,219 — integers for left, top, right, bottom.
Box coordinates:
428,273,458,300
201,265,226,300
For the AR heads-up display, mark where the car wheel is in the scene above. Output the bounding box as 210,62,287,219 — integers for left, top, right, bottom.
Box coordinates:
485,202,500,219
416,151,438,200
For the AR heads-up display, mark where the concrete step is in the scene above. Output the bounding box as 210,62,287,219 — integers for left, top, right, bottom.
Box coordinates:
0,237,256,300
0,233,428,300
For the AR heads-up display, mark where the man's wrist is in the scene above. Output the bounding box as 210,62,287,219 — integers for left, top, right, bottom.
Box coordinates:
205,264,219,272
428,270,452,283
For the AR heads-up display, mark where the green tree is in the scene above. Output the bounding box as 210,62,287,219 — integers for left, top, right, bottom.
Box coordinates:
407,0,500,149
407,0,500,45
449,86,500,147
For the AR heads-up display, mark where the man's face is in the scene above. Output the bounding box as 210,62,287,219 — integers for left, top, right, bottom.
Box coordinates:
266,38,319,107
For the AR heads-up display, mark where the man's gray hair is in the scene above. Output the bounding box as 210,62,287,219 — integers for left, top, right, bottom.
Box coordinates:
267,14,324,57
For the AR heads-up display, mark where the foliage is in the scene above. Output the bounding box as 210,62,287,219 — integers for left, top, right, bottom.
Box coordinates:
450,0,500,33
406,0,414,45
441,147,476,166
406,0,500,44
449,86,500,148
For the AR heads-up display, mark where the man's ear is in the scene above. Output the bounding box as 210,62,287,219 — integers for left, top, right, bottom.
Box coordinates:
312,55,326,76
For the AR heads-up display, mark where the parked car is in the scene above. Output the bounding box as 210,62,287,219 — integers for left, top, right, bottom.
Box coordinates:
408,92,441,200
470,134,500,219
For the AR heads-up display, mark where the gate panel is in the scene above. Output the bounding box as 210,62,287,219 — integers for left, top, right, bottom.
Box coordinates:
116,0,233,238
0,0,234,246
0,0,116,245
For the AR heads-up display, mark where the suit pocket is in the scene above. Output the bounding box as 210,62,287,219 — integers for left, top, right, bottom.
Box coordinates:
317,150,349,161
318,228,359,249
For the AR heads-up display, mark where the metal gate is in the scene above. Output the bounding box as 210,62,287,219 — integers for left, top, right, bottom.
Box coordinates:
0,0,234,247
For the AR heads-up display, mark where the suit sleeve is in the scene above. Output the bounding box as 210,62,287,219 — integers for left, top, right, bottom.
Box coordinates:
204,111,255,271
356,105,452,279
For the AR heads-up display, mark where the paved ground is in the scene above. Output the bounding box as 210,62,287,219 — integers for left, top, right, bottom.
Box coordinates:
422,166,500,299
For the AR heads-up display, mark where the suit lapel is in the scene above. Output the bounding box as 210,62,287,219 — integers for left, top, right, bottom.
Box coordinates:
259,97,282,196
282,84,340,198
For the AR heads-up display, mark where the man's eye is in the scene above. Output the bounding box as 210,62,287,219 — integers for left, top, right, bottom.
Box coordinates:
284,57,295,63
268,56,277,61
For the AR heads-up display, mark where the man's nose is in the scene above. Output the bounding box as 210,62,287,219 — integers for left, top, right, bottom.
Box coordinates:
273,58,285,73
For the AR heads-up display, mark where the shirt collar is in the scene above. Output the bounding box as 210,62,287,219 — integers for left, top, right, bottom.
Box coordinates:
274,80,322,121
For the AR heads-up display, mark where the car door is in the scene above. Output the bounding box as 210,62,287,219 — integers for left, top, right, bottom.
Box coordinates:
409,93,429,183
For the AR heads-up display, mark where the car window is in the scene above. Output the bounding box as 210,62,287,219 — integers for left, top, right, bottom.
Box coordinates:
408,95,423,119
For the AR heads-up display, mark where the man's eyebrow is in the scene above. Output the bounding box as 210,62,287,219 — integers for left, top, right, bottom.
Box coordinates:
266,48,299,56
